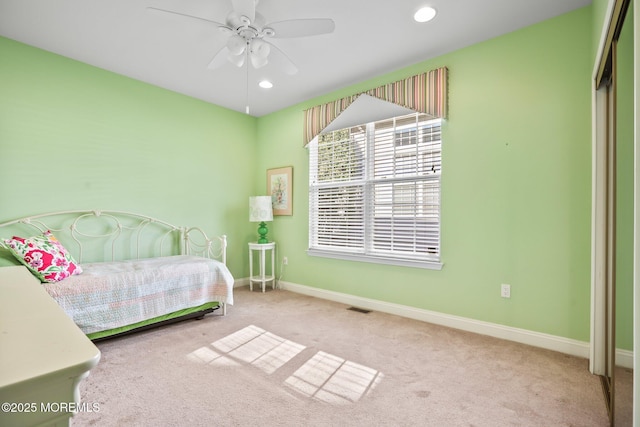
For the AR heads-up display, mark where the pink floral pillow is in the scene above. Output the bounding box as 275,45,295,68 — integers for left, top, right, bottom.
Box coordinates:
3,231,82,283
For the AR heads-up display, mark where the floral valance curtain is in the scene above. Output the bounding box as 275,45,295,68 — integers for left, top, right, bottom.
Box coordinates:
303,66,448,146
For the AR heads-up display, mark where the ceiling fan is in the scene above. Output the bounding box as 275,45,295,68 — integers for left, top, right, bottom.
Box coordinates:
148,0,335,76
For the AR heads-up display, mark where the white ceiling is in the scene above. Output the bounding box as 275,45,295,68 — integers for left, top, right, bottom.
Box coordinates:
0,0,591,117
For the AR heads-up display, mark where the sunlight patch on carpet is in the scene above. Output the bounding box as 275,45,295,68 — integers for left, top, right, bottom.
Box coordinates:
285,351,384,404
187,346,241,366
187,325,306,374
187,325,384,404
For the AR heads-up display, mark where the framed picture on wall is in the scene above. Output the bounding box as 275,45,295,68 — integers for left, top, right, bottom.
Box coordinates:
267,166,293,216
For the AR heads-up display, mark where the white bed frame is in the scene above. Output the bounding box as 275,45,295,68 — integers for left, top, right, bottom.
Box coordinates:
0,209,227,264
0,210,230,326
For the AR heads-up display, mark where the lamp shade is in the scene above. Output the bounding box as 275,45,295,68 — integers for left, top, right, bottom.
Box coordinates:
227,34,246,56
249,196,273,222
250,52,268,69
228,52,246,67
251,39,270,58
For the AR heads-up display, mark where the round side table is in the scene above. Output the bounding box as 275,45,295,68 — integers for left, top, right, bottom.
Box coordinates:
248,242,276,292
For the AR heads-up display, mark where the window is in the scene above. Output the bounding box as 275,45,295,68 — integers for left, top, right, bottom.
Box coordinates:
308,112,442,269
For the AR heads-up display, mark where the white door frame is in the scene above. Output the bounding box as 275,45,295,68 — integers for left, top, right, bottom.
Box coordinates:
590,82,609,376
632,0,639,422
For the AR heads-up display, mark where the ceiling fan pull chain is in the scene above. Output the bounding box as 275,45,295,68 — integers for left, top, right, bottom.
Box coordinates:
245,50,250,115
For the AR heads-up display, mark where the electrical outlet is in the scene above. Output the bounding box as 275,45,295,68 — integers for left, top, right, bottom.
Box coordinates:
501,284,511,298
283,256,288,265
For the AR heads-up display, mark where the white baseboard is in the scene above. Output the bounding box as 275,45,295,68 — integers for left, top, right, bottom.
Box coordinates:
258,279,633,370
234,277,250,288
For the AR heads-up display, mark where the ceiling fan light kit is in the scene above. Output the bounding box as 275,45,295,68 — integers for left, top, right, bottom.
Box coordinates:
222,11,276,69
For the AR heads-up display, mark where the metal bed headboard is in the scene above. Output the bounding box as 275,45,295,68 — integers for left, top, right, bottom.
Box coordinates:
0,210,227,264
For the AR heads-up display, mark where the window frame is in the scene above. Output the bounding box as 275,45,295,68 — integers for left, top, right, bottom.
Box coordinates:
308,113,443,270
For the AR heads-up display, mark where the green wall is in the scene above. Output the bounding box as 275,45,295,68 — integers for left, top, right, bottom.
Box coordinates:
0,36,257,277
257,7,595,342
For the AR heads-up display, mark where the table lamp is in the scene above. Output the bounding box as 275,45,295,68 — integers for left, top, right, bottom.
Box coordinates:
249,196,273,244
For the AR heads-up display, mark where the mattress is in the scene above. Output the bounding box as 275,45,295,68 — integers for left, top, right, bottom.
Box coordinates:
44,255,234,335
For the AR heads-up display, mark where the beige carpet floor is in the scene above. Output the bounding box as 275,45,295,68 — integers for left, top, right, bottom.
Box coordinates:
73,286,631,426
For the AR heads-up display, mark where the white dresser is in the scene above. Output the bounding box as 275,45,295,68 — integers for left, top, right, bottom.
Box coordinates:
0,266,101,427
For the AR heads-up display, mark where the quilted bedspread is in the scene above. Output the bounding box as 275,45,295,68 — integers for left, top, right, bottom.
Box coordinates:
43,255,234,334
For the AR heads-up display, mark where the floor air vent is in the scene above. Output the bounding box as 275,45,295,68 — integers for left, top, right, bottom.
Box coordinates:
347,306,371,314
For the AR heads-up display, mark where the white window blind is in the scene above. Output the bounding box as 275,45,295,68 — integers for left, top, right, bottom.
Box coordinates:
309,113,442,269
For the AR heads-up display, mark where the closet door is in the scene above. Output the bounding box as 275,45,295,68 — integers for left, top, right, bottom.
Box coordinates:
592,0,632,425
594,47,616,424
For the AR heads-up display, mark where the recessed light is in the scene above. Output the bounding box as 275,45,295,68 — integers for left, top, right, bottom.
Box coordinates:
414,6,436,23
259,80,273,89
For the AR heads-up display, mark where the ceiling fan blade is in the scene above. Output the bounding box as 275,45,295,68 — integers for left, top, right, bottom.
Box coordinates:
147,7,228,28
207,46,232,70
231,0,256,23
268,19,335,38
264,42,298,75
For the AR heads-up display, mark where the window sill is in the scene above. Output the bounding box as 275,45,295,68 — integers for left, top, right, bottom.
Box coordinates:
307,249,443,270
